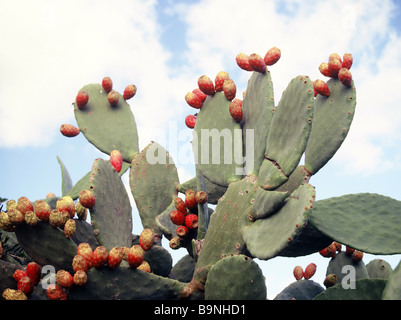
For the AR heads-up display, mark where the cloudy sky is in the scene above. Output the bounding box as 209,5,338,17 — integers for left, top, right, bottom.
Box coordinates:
1,0,401,298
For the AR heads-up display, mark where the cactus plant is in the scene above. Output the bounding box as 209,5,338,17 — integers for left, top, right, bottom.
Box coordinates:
2,47,401,301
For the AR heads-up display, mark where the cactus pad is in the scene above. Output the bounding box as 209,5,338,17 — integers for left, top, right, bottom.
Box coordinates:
74,83,139,163
204,254,267,300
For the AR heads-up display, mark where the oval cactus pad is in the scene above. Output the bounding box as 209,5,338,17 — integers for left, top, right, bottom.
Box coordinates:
74,83,139,163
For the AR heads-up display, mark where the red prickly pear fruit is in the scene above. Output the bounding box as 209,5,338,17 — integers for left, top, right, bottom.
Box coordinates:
8,209,24,225
333,242,342,253
107,90,120,106
345,246,355,256
170,210,186,226
73,270,87,286
78,190,95,209
229,99,243,122
137,260,151,273
215,71,230,92
318,62,332,77
169,236,182,250
328,58,342,78
338,68,352,87
128,245,145,268
192,88,207,102
110,149,123,173
13,269,28,282
64,219,76,239
342,53,353,70
107,247,124,269
26,262,41,285
197,75,215,95
102,77,113,93
303,263,317,280
264,47,281,66
17,276,34,296
77,243,94,269
249,53,266,73
92,246,109,268
352,250,364,263
56,270,74,289
329,53,342,64
123,84,137,100
2,288,28,300
34,200,52,221
72,254,88,273
174,197,187,214
195,191,208,204
223,79,236,101
185,92,203,109
185,115,197,129
184,189,197,209
60,124,80,138
76,91,89,109
46,284,67,300
176,225,189,238
17,196,33,216
236,53,253,71
139,228,155,251
323,274,337,288
185,214,199,230
293,266,304,280
320,242,337,258
313,80,330,97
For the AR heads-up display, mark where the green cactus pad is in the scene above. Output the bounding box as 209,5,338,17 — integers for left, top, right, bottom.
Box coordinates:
143,245,173,277
73,83,139,163
195,175,257,272
382,259,401,299
257,158,288,190
366,259,393,280
192,92,243,187
57,156,73,196
130,142,179,232
171,254,196,283
274,280,324,300
67,161,130,200
68,266,187,300
88,159,132,250
278,222,332,257
326,252,369,283
242,183,315,260
241,71,275,176
0,259,20,293
204,254,267,300
71,219,99,249
14,221,77,272
305,79,356,175
309,193,401,254
265,75,314,177
314,279,387,300
178,175,227,205
251,187,289,220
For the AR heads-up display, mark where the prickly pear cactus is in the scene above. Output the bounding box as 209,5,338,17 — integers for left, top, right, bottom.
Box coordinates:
2,49,401,301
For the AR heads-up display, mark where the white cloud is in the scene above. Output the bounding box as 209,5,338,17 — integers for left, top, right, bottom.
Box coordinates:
0,0,189,150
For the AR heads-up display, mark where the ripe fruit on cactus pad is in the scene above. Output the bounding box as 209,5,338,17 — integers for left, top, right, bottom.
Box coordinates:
26,262,41,285
293,266,303,280
249,53,266,73
185,92,203,109
236,53,253,71
313,80,330,97
170,210,186,226
215,71,230,92
108,247,124,269
56,270,74,289
110,149,123,173
185,214,199,230
93,246,108,268
79,189,96,209
264,47,281,66
139,228,155,251
107,90,120,106
304,263,317,280
60,124,80,137
185,115,197,129
338,68,352,87
128,245,145,268
198,75,215,95
76,91,89,109
229,99,243,122
184,189,197,209
102,77,113,93
46,284,67,300
223,79,236,101
123,84,137,100
17,277,34,296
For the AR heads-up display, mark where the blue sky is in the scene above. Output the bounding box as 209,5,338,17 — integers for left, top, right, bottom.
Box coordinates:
1,0,401,299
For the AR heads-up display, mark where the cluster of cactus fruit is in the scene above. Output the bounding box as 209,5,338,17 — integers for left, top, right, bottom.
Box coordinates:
2,46,401,300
